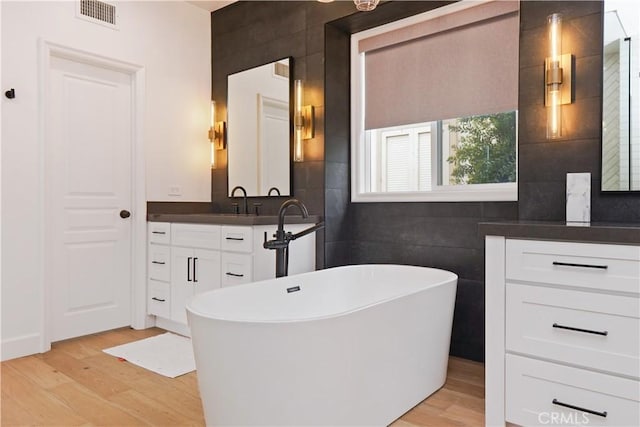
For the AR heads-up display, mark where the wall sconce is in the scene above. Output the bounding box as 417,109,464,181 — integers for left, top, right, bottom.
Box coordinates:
545,13,573,139
208,101,226,168
294,80,314,162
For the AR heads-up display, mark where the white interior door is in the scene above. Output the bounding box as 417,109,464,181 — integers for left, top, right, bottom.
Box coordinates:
47,54,133,342
258,94,289,195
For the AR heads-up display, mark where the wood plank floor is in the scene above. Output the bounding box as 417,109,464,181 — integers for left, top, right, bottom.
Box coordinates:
1,327,484,426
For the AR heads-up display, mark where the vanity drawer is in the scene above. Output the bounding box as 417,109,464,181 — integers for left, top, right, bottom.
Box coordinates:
172,223,221,250
506,354,640,427
506,283,640,378
148,243,170,282
221,226,253,253
148,222,170,245
148,280,170,318
506,239,640,294
221,252,253,287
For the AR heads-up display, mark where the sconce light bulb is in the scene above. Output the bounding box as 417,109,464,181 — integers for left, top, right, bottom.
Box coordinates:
547,90,562,139
548,13,562,63
295,80,303,115
294,129,304,162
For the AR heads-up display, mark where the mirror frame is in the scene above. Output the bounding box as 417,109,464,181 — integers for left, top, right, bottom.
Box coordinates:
226,57,295,198
599,2,640,194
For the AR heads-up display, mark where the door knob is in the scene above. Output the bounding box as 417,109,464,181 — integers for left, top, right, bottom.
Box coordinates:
120,210,131,219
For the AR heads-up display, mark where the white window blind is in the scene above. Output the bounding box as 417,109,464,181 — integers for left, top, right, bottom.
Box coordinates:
378,126,432,192
385,134,410,191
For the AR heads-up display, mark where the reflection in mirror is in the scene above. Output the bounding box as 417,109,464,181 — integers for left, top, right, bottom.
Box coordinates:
602,0,639,191
227,58,291,197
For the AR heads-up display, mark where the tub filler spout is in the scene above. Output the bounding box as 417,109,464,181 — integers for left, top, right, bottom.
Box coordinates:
263,198,324,278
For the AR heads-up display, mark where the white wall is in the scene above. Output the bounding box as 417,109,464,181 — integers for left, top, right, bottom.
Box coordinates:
1,0,211,360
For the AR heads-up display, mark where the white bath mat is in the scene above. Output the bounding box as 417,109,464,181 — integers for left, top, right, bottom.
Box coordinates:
103,332,195,378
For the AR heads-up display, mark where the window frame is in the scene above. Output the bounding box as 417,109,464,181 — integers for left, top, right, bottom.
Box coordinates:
350,0,518,203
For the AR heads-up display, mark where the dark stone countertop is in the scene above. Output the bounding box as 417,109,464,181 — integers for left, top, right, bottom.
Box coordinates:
478,221,640,245
147,213,322,226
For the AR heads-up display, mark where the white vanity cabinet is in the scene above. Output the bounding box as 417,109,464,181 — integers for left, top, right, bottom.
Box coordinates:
148,223,223,331
147,220,316,335
485,236,640,427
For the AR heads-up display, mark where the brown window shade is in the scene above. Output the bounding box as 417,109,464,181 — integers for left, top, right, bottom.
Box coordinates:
361,1,519,130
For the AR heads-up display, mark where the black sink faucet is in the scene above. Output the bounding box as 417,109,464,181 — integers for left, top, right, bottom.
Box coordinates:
264,199,324,278
268,187,281,196
230,185,248,215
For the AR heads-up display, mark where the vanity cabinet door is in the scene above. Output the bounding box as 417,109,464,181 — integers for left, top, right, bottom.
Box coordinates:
192,248,221,294
170,247,196,325
171,246,221,324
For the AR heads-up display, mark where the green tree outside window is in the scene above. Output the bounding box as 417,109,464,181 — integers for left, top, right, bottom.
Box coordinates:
447,111,517,184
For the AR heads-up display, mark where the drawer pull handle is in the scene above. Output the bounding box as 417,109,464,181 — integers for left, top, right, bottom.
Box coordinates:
552,323,608,336
151,297,166,302
193,258,198,283
151,231,166,235
552,399,607,418
226,272,244,278
225,237,244,241
552,261,608,270
187,257,192,282
151,261,165,265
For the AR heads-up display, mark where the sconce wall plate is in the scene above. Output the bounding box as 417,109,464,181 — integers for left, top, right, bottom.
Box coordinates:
301,105,315,140
213,121,227,150
544,53,573,106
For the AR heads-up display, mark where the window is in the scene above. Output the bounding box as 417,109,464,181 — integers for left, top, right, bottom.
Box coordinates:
351,0,519,202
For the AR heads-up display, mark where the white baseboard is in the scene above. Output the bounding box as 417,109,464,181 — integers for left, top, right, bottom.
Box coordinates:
1,333,42,361
155,317,191,337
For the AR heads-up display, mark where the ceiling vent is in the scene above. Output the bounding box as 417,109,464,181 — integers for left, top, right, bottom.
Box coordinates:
77,0,118,29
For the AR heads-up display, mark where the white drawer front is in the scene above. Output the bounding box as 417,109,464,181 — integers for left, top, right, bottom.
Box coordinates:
506,354,640,427
506,239,640,294
148,243,170,282
506,283,640,378
148,222,170,244
148,280,170,318
221,252,253,287
172,223,221,250
221,226,253,253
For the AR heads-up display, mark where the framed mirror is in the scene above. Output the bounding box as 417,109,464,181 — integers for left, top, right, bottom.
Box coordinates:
227,58,293,197
601,0,639,191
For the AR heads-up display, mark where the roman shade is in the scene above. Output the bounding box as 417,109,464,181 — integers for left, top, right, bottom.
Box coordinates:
360,0,519,130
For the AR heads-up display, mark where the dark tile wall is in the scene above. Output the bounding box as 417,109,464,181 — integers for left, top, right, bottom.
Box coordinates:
207,0,640,363
210,1,357,269
518,1,640,222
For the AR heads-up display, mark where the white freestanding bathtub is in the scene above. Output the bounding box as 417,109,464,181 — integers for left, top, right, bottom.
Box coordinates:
186,264,457,426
